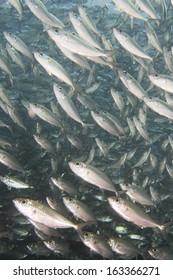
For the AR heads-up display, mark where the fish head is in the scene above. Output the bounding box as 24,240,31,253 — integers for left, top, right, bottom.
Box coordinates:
148,248,162,259
68,161,85,174
79,231,94,243
113,28,126,40
33,51,48,63
13,198,35,216
62,196,75,207
108,196,123,210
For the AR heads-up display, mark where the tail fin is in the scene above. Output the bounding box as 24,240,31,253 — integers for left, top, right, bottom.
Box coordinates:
159,221,173,240
75,221,96,235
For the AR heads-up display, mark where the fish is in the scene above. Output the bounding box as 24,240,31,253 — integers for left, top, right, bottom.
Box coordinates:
53,83,84,125
112,0,147,21
110,88,125,114
133,116,150,142
136,0,159,20
6,43,26,72
0,149,24,172
13,198,81,230
63,196,96,223
119,182,155,206
50,177,79,196
91,111,120,136
148,73,173,93
113,28,153,61
145,22,162,53
108,236,140,257
33,134,54,154
29,103,62,128
118,70,148,101
108,196,170,233
8,0,23,21
148,247,173,260
43,239,70,256
0,53,14,84
4,31,34,61
47,29,112,58
78,5,100,35
34,52,75,90
68,161,117,193
78,231,113,259
69,12,102,50
0,84,13,108
25,0,64,29
143,96,173,120
0,176,33,190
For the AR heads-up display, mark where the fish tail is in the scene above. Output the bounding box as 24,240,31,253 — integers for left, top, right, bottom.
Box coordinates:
160,221,173,240
75,221,95,234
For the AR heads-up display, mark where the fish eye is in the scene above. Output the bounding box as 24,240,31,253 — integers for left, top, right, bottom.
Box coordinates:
154,74,158,78
115,198,119,202
75,162,80,166
152,248,157,252
55,29,59,33
125,183,128,187
58,86,62,90
72,32,76,35
21,199,26,204
8,32,12,35
123,71,127,75
40,53,43,56
84,232,88,237
149,97,152,100
119,30,123,34
74,14,78,18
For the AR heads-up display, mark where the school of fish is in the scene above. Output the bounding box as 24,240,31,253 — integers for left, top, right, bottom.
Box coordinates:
1,0,173,260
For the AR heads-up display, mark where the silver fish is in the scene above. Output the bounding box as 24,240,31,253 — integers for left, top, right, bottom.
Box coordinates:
78,5,100,35
108,196,168,231
50,177,79,196
119,183,155,206
13,198,80,230
113,29,152,60
25,0,64,29
108,236,140,257
34,52,75,89
8,0,23,20
4,31,34,61
69,161,117,193
118,70,148,101
0,176,33,190
0,149,24,172
143,96,173,120
53,83,84,125
112,0,147,21
79,231,113,259
63,197,96,223
29,103,62,128
148,73,173,93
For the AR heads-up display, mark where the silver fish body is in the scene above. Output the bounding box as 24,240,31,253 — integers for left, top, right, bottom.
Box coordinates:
13,198,78,230
69,161,117,193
